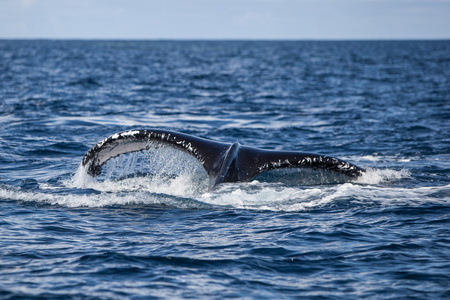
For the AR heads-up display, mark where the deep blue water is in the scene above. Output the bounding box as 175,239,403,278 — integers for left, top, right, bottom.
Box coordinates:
1,40,449,299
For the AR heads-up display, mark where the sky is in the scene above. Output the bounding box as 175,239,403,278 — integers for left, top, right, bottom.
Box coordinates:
0,0,449,40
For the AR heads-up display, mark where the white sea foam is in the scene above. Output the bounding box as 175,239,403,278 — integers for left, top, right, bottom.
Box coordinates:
1,150,448,212
2,177,449,211
0,184,216,209
358,155,382,162
350,154,419,165
200,181,450,212
355,167,411,185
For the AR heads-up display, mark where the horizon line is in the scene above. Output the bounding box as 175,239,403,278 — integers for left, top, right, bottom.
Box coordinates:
1,37,449,42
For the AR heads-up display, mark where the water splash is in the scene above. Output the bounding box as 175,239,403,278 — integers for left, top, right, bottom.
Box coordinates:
2,150,447,212
69,144,210,196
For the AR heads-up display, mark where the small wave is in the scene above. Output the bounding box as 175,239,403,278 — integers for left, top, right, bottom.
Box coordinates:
67,77,101,87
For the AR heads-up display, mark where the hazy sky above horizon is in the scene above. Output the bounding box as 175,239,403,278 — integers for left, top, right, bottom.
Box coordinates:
0,0,449,40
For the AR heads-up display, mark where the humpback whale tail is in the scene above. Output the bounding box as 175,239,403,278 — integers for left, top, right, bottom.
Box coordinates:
81,129,365,187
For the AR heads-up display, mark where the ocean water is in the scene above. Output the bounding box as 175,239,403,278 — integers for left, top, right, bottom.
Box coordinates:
0,40,449,299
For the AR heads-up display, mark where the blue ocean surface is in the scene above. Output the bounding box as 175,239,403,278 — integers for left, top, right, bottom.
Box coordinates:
0,40,449,299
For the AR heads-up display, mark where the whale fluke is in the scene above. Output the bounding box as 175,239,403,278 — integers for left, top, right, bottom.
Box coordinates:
81,129,365,187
